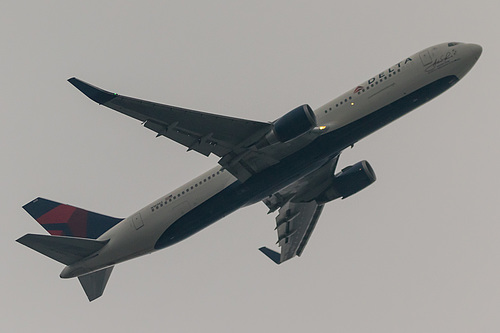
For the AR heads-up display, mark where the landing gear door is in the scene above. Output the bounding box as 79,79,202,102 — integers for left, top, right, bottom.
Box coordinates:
132,213,144,230
419,50,433,66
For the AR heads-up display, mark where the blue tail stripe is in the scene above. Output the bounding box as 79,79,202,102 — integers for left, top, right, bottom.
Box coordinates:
23,197,123,239
23,198,60,220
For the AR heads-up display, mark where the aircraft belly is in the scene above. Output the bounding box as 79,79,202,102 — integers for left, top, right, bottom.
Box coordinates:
89,70,461,259
79,60,464,264
154,74,460,250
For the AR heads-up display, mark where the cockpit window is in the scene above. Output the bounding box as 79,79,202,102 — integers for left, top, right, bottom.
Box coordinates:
448,42,460,47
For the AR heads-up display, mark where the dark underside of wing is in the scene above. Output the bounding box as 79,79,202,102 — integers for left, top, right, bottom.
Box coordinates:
68,78,272,158
260,156,339,264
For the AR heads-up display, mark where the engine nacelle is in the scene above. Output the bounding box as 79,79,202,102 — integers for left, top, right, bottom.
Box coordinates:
273,104,316,142
317,160,376,203
256,104,316,148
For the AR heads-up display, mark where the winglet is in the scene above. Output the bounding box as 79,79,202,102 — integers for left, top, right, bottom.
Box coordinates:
259,247,281,265
68,77,117,105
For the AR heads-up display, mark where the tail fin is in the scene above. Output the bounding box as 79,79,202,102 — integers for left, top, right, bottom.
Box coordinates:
16,233,108,265
23,197,123,239
78,266,114,302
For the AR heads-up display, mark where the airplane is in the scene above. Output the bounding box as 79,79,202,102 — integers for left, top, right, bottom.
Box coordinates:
17,42,482,301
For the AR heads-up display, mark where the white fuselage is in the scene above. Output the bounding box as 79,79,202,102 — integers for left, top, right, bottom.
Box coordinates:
60,42,482,278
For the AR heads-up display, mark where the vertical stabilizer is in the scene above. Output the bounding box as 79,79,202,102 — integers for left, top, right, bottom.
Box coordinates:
78,266,114,302
23,197,123,239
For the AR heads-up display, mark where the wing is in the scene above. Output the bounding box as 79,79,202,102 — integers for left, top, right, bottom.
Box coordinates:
68,78,272,158
260,156,339,264
260,201,324,264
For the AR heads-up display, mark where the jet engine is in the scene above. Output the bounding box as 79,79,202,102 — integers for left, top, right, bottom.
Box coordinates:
256,104,316,148
317,160,376,203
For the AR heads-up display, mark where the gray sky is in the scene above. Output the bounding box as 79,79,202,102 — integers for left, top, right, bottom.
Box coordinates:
2,1,498,332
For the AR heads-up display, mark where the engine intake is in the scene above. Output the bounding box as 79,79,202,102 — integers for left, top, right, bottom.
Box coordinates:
317,160,376,203
273,104,316,142
256,104,316,148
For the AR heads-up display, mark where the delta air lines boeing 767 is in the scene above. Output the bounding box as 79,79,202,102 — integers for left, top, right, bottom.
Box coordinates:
17,42,482,301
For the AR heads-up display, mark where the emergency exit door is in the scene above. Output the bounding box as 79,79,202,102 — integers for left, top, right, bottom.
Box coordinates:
132,213,144,230
419,50,432,66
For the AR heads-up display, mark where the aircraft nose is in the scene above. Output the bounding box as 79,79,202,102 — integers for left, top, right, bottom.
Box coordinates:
455,43,482,79
468,43,483,61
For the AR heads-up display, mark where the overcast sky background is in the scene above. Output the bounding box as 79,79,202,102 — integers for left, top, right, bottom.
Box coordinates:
2,1,498,332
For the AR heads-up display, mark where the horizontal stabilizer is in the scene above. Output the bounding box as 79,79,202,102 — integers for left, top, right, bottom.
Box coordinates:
78,266,114,302
16,234,108,265
259,247,281,265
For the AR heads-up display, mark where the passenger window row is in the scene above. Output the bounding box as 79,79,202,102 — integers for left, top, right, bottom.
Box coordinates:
150,169,225,212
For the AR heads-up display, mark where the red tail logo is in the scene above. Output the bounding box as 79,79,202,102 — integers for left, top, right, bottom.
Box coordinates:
23,198,123,239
